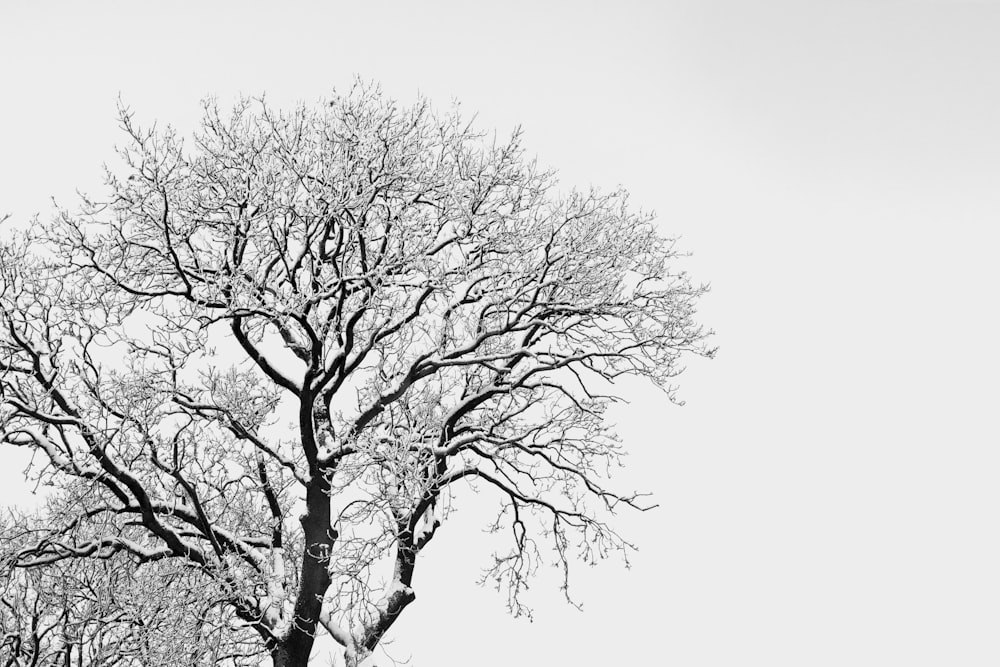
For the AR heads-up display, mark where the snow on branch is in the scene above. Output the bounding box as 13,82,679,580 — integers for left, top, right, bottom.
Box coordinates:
0,80,712,666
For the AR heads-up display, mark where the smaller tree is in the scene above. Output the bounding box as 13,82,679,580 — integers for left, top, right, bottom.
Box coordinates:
1,496,263,666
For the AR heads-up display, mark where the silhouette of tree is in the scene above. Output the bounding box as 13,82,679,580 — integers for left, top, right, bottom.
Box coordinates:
0,82,712,666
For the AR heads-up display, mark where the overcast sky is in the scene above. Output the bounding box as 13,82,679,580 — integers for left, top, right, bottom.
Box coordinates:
2,1,998,665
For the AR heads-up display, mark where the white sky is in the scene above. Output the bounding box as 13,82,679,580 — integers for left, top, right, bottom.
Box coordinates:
2,1,998,665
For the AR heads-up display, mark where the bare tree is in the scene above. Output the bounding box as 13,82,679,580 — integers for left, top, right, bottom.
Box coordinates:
0,82,713,666
1,500,262,666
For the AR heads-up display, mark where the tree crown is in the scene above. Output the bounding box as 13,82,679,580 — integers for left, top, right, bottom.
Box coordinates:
0,82,713,666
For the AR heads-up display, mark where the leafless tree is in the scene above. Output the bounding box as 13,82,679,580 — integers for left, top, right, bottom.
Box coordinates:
1,502,262,666
0,82,713,666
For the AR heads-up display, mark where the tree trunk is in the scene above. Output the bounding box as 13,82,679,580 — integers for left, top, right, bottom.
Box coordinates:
268,619,322,666
271,642,310,667
271,470,335,666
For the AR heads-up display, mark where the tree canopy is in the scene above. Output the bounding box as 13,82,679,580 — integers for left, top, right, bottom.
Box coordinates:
0,83,713,666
